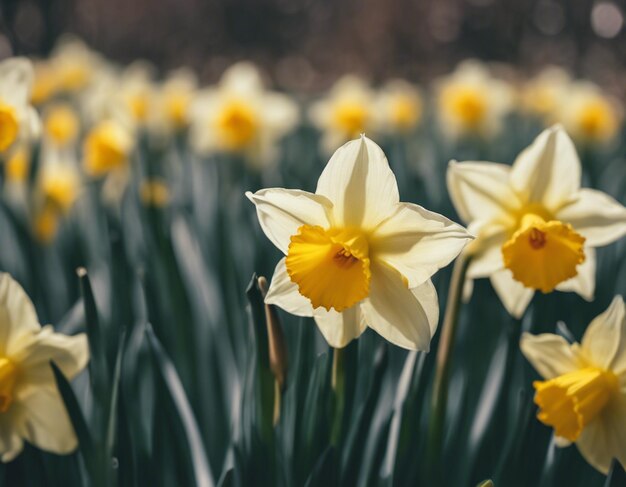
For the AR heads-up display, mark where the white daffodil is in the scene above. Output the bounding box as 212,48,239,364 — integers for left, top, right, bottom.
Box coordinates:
434,60,513,140
374,79,423,135
520,66,572,123
447,125,626,318
118,62,156,128
247,136,472,350
556,81,621,145
309,76,376,154
189,62,298,168
0,58,40,154
149,68,198,136
521,296,626,474
0,273,88,461
48,36,104,95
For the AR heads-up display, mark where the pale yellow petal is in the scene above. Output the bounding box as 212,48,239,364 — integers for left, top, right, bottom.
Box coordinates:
581,296,625,372
510,125,581,211
315,136,399,230
246,188,333,254
520,332,580,379
0,274,41,357
371,202,472,288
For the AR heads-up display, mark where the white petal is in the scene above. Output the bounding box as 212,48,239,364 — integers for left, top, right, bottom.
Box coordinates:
313,305,366,349
15,388,77,455
11,327,88,390
0,274,41,357
520,332,580,379
446,160,519,224
575,395,626,475
371,202,472,288
221,62,264,95
246,188,332,254
465,220,507,279
412,279,440,338
556,189,626,247
0,414,23,462
510,125,581,211
262,93,298,135
264,258,313,317
490,269,534,319
555,247,595,301
0,58,33,108
361,263,435,351
315,136,399,229
581,296,625,372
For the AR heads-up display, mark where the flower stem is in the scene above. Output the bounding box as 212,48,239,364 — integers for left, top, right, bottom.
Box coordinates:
427,253,471,480
331,347,345,446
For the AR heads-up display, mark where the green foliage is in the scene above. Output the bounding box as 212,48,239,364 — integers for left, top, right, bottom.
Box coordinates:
0,119,625,486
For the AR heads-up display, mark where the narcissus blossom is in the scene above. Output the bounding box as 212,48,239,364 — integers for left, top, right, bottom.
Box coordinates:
557,81,621,145
0,58,40,154
247,136,472,350
435,60,513,140
374,80,423,135
447,125,626,318
189,62,298,168
309,76,375,154
521,296,626,474
0,273,88,461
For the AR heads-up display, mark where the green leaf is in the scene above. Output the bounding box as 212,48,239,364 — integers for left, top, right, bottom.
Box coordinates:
145,324,215,487
304,447,337,487
77,268,108,393
605,460,626,487
50,361,96,477
105,329,127,457
245,274,275,446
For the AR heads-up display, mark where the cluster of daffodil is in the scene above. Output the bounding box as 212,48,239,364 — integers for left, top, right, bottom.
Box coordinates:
0,35,624,486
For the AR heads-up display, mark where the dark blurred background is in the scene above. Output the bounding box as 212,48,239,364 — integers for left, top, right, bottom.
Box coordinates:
0,0,625,92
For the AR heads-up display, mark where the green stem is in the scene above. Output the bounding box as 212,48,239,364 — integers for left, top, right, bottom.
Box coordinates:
427,253,471,480
330,347,345,446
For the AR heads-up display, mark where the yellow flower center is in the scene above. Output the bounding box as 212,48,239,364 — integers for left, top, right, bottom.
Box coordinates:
442,86,487,127
165,92,190,128
0,357,17,413
4,147,30,183
286,225,371,312
129,94,150,122
0,102,19,152
577,100,617,141
41,169,79,213
390,96,421,131
34,205,60,243
58,65,90,92
83,121,131,177
333,101,369,137
533,367,619,442
32,67,59,105
502,213,585,293
140,179,170,207
216,100,258,150
44,105,79,146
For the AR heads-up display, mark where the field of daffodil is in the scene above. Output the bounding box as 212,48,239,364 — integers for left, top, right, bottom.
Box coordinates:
0,36,625,487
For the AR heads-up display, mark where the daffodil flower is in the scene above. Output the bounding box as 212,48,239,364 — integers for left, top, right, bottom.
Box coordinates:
435,60,513,140
309,76,375,154
0,273,89,461
447,125,626,318
557,81,621,145
247,136,472,350
520,296,626,474
189,62,298,168
374,80,423,135
0,58,40,154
